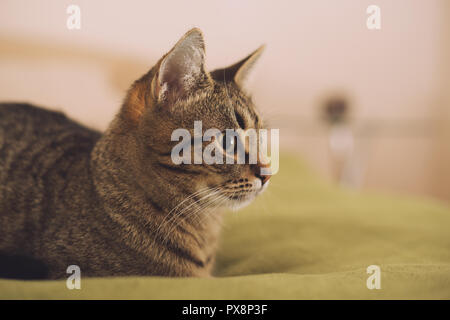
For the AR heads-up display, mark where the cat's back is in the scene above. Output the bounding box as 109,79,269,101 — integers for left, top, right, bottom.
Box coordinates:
0,102,101,171
0,102,101,204
0,103,102,257
0,102,98,142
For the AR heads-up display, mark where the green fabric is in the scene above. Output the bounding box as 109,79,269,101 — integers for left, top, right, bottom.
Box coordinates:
1,153,449,299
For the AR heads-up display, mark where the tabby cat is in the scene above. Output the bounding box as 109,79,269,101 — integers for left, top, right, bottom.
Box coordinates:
0,28,270,279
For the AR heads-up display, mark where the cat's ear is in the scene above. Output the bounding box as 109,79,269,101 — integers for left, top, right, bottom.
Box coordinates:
152,28,212,103
210,45,265,88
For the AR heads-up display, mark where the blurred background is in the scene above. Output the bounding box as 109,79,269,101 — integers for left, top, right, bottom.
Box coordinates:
0,0,449,202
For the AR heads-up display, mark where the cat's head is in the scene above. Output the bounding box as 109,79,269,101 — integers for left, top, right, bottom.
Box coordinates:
119,28,271,210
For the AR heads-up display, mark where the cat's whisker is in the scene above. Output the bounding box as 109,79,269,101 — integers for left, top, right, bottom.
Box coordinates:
161,190,226,245
168,187,223,222
191,194,229,232
160,187,224,236
188,193,229,246
179,189,226,221
192,193,228,223
153,186,222,236
166,186,216,216
174,189,228,228
183,192,230,243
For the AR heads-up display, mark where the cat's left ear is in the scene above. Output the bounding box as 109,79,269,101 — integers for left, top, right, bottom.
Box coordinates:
152,28,212,103
210,45,265,88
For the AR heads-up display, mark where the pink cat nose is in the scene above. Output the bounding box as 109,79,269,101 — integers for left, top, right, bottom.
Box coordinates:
258,173,271,185
253,163,271,185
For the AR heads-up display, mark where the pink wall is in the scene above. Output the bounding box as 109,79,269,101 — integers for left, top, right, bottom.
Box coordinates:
0,0,448,200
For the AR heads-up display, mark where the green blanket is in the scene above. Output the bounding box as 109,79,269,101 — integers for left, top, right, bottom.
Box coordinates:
1,154,449,299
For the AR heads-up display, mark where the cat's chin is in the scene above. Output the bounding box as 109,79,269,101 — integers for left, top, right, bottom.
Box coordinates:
227,196,256,211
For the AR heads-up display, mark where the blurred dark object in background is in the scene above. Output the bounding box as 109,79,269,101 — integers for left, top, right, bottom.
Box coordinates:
321,95,364,188
322,96,350,125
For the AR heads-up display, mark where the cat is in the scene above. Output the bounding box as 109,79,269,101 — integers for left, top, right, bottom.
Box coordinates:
0,28,270,279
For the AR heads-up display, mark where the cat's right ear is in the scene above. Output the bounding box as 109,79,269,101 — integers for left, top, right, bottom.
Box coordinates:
210,45,265,89
151,28,212,104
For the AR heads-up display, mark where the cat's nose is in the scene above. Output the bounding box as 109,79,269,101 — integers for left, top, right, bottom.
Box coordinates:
256,172,271,185
252,163,272,185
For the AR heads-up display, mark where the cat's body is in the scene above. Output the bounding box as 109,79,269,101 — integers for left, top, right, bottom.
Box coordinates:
0,103,221,279
0,29,269,279
0,104,99,279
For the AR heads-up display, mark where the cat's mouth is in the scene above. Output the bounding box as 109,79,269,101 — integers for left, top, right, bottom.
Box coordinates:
221,179,269,210
193,178,268,212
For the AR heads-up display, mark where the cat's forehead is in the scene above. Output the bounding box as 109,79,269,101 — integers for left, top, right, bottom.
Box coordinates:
221,84,261,125
211,84,259,121
171,82,251,111
168,82,261,129
213,83,254,110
